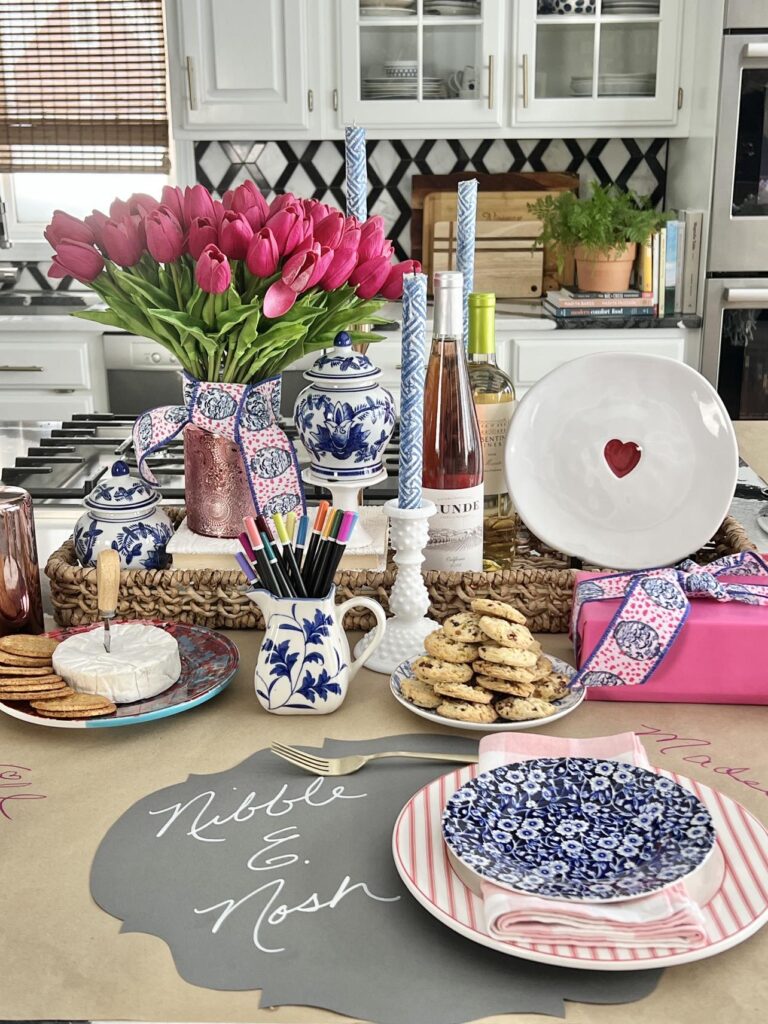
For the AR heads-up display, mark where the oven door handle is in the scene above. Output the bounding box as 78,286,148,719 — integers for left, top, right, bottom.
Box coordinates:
743,43,768,60
723,287,768,306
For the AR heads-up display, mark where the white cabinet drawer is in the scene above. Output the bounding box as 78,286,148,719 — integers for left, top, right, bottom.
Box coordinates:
0,335,91,388
0,390,95,418
512,331,686,387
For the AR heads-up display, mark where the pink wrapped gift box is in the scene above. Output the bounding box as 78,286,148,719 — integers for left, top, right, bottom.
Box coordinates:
574,567,768,705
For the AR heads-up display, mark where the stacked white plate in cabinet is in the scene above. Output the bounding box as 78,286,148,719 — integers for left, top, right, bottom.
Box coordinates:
502,353,738,569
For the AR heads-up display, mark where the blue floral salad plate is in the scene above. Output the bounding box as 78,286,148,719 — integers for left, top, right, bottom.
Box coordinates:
391,656,585,732
0,621,238,729
442,757,716,902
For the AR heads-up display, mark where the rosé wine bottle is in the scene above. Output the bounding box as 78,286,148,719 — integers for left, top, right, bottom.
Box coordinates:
421,270,484,572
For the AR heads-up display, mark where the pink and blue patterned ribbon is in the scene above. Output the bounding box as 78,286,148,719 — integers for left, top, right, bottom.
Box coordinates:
132,375,305,518
570,550,768,687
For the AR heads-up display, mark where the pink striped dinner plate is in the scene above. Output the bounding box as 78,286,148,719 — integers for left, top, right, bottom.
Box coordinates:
392,765,768,971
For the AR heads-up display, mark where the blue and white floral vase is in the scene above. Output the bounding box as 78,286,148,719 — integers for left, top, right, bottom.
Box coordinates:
74,460,173,569
294,331,396,480
248,585,387,715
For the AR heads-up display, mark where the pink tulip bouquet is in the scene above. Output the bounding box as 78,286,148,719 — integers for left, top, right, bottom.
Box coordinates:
45,182,419,384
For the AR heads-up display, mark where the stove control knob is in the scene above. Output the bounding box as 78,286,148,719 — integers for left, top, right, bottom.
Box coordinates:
150,352,162,364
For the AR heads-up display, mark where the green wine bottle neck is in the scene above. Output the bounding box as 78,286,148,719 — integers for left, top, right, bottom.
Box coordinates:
468,292,496,356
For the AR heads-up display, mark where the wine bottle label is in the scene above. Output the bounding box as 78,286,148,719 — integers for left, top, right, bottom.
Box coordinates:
474,402,514,497
422,484,484,572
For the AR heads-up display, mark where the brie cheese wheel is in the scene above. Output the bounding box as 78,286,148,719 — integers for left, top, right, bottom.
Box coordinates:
52,623,182,704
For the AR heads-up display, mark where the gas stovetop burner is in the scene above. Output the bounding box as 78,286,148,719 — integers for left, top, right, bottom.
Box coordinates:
2,413,399,504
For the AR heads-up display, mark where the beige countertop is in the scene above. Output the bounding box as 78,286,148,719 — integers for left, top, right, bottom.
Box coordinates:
2,630,767,1024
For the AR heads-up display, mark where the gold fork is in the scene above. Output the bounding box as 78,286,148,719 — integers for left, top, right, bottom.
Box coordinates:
270,741,478,776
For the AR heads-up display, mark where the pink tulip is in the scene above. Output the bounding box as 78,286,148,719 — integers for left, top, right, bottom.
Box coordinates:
313,211,345,249
211,199,227,227
269,193,297,217
161,185,186,228
109,197,131,220
319,245,359,290
379,259,422,300
48,240,104,283
84,210,110,250
341,218,362,250
184,184,215,225
126,193,159,218
358,216,388,261
195,244,231,294
305,200,331,225
218,210,253,260
44,210,94,248
245,227,280,277
187,216,218,260
349,255,391,299
102,215,144,267
307,244,335,288
265,204,308,256
263,248,321,317
145,206,185,263
223,181,269,231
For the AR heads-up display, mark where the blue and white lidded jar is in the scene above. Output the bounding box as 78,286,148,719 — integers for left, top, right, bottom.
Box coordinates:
74,461,174,569
293,331,396,480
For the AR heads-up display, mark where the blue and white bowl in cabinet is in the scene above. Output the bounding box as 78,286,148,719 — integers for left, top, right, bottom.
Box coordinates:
293,331,396,480
74,460,173,569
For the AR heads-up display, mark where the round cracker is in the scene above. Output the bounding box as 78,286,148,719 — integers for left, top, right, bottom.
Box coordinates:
432,680,495,704
0,665,56,677
29,692,113,712
470,598,527,625
0,652,53,667
0,674,65,690
3,687,74,702
33,703,117,719
0,635,59,658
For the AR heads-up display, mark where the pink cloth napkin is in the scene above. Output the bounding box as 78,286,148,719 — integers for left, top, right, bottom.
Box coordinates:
476,732,708,951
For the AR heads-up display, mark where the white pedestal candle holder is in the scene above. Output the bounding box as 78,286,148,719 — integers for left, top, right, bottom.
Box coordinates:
354,498,439,675
302,466,387,553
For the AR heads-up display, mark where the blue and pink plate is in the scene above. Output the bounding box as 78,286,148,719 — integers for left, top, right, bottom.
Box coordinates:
0,621,239,729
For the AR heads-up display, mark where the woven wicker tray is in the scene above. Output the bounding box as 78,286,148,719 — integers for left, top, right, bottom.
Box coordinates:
45,508,755,633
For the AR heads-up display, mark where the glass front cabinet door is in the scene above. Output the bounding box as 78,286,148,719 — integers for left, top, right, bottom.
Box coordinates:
515,0,684,129
339,0,504,130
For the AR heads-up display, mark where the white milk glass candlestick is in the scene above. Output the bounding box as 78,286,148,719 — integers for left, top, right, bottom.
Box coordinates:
354,498,438,675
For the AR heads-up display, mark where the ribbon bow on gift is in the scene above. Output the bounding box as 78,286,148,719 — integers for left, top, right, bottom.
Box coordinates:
132,374,306,518
569,550,768,688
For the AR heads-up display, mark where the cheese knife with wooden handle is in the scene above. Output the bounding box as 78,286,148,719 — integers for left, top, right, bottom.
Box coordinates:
96,548,120,653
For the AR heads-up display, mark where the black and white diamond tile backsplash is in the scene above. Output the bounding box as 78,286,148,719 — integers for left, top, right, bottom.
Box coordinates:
195,137,668,261
3,136,667,287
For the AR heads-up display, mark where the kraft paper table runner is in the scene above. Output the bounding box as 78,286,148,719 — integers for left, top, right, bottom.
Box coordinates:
2,631,767,1024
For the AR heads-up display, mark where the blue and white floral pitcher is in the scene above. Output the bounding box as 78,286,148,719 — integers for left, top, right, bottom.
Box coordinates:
248,587,387,715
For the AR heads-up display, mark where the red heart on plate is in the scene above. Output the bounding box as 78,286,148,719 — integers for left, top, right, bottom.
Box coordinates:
604,438,642,478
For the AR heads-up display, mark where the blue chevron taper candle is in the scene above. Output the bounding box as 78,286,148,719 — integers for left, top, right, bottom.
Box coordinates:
456,178,478,350
344,124,367,222
398,272,428,509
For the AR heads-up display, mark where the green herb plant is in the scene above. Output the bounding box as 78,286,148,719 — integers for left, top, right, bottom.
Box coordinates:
528,183,668,273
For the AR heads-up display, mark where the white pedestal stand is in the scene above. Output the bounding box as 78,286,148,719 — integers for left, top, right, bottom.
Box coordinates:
354,498,439,675
302,466,387,553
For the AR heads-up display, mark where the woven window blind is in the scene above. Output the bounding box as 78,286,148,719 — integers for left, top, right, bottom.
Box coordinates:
0,0,169,173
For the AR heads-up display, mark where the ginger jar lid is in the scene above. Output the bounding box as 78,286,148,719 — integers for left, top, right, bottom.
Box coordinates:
84,461,160,513
303,331,381,383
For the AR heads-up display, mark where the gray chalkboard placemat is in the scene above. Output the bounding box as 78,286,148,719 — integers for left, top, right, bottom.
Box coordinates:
90,733,660,1023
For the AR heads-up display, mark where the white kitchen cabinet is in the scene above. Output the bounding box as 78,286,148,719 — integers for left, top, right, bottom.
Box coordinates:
0,329,108,417
337,0,505,131
166,0,319,137
513,0,687,134
507,328,686,397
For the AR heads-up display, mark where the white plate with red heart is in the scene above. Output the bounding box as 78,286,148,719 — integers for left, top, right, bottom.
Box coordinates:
503,353,738,569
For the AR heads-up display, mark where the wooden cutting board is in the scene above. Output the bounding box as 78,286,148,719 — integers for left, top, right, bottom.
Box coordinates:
422,189,575,297
410,171,579,264
431,219,544,298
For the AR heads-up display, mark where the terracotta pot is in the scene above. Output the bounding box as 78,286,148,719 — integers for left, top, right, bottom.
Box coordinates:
574,243,637,293
184,424,256,538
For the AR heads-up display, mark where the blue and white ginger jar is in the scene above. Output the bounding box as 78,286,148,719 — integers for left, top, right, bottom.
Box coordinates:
74,460,173,569
293,331,396,480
